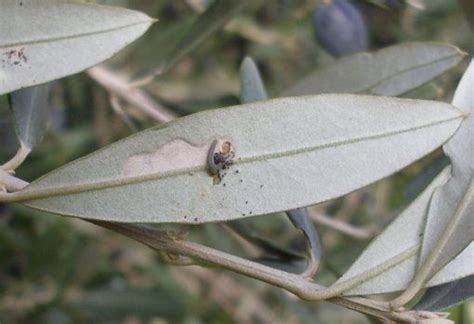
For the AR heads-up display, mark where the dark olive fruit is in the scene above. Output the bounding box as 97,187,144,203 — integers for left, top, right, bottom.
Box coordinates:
313,0,369,57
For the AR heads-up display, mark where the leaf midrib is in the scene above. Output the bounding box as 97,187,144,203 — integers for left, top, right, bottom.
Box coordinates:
0,20,152,50
7,114,463,202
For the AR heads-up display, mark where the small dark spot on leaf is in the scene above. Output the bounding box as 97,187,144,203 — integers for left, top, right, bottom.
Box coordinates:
260,184,264,188
249,211,253,215
194,217,198,222
222,183,226,187
239,179,243,183
20,2,23,6
245,201,248,204
235,170,239,174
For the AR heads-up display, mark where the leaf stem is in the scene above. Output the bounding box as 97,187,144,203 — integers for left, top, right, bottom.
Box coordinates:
91,220,432,322
87,65,177,123
1,144,31,172
0,168,29,193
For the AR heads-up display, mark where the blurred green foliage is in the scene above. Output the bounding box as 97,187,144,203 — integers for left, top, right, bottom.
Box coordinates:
0,0,472,323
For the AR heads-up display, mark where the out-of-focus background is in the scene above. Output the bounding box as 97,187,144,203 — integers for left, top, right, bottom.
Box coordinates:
0,0,472,323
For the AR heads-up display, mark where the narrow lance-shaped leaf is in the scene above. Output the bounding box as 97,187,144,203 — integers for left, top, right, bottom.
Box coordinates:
418,59,474,279
332,171,473,296
131,0,247,84
9,83,51,150
239,57,268,103
3,95,464,223
239,56,321,269
333,167,452,296
286,208,321,266
428,243,473,288
333,61,474,297
283,43,465,97
0,0,154,95
414,275,474,311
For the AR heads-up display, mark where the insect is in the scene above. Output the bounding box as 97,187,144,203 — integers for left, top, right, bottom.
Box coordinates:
207,139,235,183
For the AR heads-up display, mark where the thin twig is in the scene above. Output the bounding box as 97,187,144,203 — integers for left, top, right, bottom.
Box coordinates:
109,94,138,131
91,220,437,323
311,212,376,240
0,175,446,322
87,65,177,123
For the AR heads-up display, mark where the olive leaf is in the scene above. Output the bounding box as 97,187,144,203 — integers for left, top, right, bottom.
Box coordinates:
0,0,154,95
2,95,463,224
239,56,321,270
131,0,247,84
9,83,52,150
331,167,454,296
283,43,465,97
239,57,268,103
286,208,321,267
332,61,474,297
414,275,474,311
417,59,474,280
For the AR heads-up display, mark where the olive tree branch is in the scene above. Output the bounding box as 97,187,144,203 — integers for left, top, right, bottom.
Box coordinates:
0,175,451,322
92,220,439,323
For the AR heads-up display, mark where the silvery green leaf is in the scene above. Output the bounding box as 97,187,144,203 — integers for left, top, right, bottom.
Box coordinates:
286,208,321,266
283,43,465,97
418,59,474,279
239,56,321,268
406,155,449,200
334,171,473,296
3,95,463,223
240,57,268,103
414,275,474,311
428,242,473,287
132,0,246,83
9,83,51,150
333,167,452,295
0,0,154,95
334,62,474,296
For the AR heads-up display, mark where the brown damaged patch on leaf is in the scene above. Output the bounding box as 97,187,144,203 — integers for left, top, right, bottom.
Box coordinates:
123,139,209,177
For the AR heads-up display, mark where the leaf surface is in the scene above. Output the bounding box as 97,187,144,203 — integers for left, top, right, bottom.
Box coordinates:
0,0,154,95
418,59,474,279
333,167,451,295
240,57,268,103
414,275,474,311
283,43,464,97
6,95,463,223
240,56,321,266
334,62,474,296
9,83,51,149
